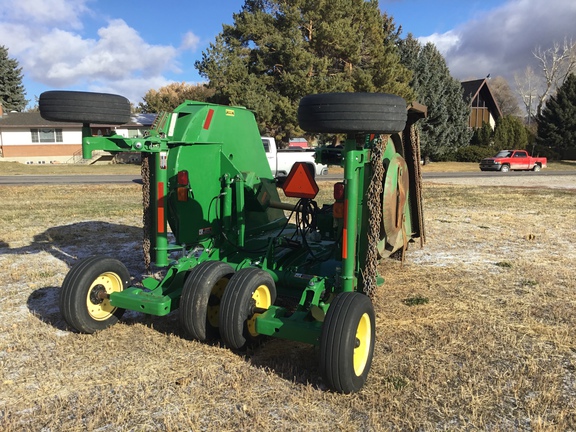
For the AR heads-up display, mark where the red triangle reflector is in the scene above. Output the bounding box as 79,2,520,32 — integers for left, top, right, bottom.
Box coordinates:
282,162,319,199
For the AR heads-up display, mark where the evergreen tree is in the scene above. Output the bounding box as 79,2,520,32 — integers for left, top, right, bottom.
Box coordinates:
493,115,528,151
470,122,493,147
0,45,27,112
196,0,414,141
537,73,576,155
398,36,471,162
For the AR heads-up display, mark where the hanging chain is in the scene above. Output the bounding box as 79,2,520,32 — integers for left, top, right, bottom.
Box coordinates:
141,153,152,271
363,134,389,298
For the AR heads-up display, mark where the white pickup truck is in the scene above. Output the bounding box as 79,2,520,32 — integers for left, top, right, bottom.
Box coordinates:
262,136,328,177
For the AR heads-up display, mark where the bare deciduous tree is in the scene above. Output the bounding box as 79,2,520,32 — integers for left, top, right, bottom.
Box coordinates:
514,66,539,125
515,38,576,123
532,37,576,116
489,76,522,117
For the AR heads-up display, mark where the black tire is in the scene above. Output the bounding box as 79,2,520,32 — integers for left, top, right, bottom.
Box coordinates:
179,261,235,341
60,256,130,333
39,91,131,125
320,292,375,393
298,92,407,134
219,268,277,350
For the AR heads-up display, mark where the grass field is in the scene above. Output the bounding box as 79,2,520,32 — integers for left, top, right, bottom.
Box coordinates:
0,181,575,431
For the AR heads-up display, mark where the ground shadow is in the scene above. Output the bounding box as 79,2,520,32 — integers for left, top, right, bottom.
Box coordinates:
0,221,145,270
26,286,68,331
17,221,321,389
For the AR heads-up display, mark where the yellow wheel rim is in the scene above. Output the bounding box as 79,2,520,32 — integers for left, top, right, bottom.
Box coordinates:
247,284,272,337
86,272,123,321
207,277,229,328
353,312,372,376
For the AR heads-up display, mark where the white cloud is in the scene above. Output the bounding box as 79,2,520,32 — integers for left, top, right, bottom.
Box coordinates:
181,31,201,52
0,0,184,104
430,0,576,83
0,0,90,29
418,31,460,55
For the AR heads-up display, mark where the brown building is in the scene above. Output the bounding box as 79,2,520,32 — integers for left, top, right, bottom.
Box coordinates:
461,78,502,130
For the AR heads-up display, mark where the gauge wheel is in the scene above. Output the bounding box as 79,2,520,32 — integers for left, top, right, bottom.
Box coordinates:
298,92,407,134
39,91,131,124
60,256,130,333
219,268,276,350
179,261,235,341
320,291,375,393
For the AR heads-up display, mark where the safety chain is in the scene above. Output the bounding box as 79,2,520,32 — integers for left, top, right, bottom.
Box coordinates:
409,124,426,246
363,134,389,298
141,153,152,271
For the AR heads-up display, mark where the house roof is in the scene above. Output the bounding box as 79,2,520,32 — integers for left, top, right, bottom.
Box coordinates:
0,112,156,128
461,78,503,120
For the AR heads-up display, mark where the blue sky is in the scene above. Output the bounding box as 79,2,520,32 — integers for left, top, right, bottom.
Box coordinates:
1,0,575,107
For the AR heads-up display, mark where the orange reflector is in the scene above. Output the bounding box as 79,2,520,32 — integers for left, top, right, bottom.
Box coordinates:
282,162,319,199
333,202,344,219
177,187,188,202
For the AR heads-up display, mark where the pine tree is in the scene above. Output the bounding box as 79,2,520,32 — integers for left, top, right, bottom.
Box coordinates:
493,115,528,150
537,73,576,155
196,0,414,141
0,46,27,112
470,122,493,147
398,36,471,162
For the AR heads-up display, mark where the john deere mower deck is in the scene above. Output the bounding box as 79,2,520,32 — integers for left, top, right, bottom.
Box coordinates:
39,90,425,393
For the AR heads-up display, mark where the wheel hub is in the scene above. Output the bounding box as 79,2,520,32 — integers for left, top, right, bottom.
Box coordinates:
89,284,108,305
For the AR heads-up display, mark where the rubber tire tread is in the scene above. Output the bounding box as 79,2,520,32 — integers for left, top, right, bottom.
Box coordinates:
179,261,235,341
60,256,130,333
219,268,277,350
39,91,131,125
319,292,376,394
298,92,407,134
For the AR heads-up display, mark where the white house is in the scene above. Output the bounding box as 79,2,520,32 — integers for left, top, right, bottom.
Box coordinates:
0,105,155,164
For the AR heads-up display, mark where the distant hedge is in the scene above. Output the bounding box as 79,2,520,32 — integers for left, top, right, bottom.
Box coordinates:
455,146,496,162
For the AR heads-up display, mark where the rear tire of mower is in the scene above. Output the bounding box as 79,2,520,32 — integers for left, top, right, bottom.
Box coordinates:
297,93,407,134
179,261,235,341
60,256,130,334
219,268,277,350
320,292,375,394
39,91,131,125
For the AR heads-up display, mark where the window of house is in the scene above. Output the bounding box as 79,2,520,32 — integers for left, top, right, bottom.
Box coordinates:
31,128,63,143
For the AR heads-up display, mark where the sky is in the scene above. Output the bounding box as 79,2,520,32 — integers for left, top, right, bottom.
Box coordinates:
1,0,575,107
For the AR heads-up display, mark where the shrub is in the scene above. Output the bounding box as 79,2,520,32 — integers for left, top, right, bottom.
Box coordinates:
455,145,495,162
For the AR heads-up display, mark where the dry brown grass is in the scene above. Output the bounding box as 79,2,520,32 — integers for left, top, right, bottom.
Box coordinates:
0,161,141,176
1,181,575,431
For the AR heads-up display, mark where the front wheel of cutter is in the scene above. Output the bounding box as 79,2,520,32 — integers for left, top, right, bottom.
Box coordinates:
320,292,375,393
59,256,130,333
179,261,235,341
219,268,277,350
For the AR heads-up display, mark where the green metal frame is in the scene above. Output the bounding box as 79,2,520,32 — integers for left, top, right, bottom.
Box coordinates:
80,100,416,346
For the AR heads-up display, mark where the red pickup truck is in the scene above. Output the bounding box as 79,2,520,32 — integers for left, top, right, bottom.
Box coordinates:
479,150,547,172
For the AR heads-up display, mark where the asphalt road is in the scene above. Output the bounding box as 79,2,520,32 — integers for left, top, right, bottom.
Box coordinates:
1,170,575,185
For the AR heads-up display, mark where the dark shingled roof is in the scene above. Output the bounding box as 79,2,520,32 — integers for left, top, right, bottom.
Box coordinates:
461,78,502,120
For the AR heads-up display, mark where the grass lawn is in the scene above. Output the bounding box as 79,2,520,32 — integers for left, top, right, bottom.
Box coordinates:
1,181,575,430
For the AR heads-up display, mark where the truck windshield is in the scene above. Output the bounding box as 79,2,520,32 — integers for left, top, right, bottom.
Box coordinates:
495,151,513,158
